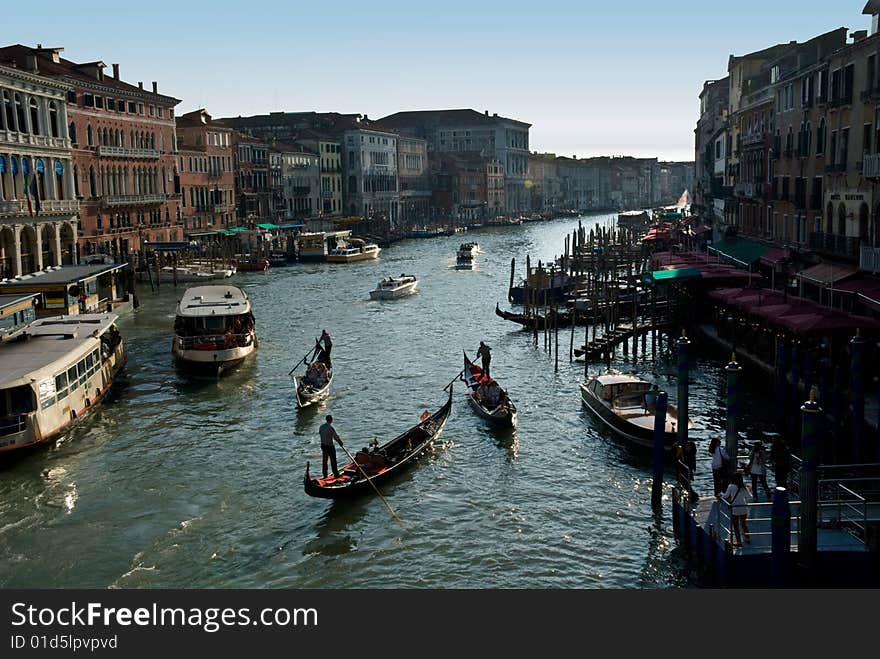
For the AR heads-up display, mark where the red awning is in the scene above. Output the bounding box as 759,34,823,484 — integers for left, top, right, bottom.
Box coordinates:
759,247,787,267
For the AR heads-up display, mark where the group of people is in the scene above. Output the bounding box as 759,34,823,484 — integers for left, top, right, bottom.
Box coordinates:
707,434,792,547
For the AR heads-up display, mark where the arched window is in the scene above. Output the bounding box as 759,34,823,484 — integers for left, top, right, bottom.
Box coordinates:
826,202,834,235
2,90,14,131
68,121,77,144
48,101,59,137
805,122,812,155
87,124,93,146
838,202,847,236
29,98,40,135
859,202,869,239
73,165,80,197
130,130,135,148
54,161,63,200
0,155,6,200
160,133,165,152
817,119,826,155
14,93,26,133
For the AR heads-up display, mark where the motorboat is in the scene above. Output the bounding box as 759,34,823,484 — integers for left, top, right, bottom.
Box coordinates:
370,275,419,300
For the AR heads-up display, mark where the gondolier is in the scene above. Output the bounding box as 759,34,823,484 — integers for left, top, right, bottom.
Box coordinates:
476,341,491,379
319,330,332,365
319,415,344,478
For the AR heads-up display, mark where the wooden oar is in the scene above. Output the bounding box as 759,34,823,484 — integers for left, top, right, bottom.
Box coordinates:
444,370,464,393
337,440,401,523
288,342,321,376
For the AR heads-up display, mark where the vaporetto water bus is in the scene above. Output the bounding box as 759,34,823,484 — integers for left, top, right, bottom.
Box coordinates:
0,313,125,454
172,285,257,376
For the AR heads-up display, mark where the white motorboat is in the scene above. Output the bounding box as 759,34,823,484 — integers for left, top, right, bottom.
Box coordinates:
369,275,419,300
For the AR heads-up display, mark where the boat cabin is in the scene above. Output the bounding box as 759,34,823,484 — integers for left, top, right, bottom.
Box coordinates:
173,286,255,349
586,374,655,408
0,263,129,317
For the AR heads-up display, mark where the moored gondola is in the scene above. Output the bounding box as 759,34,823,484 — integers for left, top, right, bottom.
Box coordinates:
462,352,517,429
303,387,453,499
291,343,333,408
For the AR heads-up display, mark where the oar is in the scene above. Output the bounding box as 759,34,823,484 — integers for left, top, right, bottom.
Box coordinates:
288,342,321,376
337,440,401,523
444,370,464,392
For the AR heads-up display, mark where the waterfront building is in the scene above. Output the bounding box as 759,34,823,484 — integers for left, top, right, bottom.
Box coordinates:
341,126,400,230
397,136,430,229
175,109,235,235
431,152,504,221
0,62,78,278
527,153,561,211
694,77,730,235
0,45,181,258
269,142,320,225
232,132,272,226
658,161,694,204
373,109,531,215
294,130,343,219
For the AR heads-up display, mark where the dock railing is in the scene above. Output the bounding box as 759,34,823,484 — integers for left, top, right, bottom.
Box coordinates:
175,333,254,351
716,496,801,549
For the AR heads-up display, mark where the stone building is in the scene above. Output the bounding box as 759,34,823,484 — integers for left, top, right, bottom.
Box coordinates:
341,126,399,229
0,62,78,277
232,132,271,225
269,142,320,223
397,136,431,228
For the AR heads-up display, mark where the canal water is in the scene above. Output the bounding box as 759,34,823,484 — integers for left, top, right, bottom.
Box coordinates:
0,213,779,588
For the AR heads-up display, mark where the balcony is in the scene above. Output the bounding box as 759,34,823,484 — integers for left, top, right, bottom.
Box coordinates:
861,86,880,102
825,163,847,174
207,168,224,178
0,130,70,150
741,132,765,147
0,198,80,216
96,145,160,159
101,193,167,207
809,232,861,260
861,245,880,273
320,189,334,198
864,153,880,178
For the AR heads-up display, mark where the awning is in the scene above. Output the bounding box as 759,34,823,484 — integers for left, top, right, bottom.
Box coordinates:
693,225,712,235
759,247,788,267
278,223,304,230
187,231,221,237
796,262,859,286
708,238,770,267
143,241,194,251
835,276,880,295
645,267,702,283
256,223,279,230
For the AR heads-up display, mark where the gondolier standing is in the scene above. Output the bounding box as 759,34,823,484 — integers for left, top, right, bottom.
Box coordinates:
319,414,344,478
476,341,492,379
319,329,332,365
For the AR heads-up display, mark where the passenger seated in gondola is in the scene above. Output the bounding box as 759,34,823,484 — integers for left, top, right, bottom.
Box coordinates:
304,361,328,388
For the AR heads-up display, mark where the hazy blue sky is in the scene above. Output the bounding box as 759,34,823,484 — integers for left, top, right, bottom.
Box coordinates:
3,1,872,161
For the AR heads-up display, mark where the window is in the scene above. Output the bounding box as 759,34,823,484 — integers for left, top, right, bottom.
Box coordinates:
149,105,155,117
84,93,94,107
106,97,114,111
95,96,103,109
48,101,59,137
128,101,136,113
844,64,854,103
28,97,39,135
2,90,12,130
817,118,826,155
87,124,93,146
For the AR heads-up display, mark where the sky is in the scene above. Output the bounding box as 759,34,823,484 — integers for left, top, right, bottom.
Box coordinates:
1,1,872,161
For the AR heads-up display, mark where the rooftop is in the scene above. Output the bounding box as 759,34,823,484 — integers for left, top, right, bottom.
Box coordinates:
175,286,251,318
374,108,531,130
0,293,38,312
0,314,118,388
0,263,127,288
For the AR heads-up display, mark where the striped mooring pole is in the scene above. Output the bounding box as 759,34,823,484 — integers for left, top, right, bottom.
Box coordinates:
799,388,822,579
725,354,742,479
651,391,669,510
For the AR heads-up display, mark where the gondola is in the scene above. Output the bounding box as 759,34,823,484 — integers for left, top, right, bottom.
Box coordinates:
462,352,517,429
291,343,333,408
303,387,453,499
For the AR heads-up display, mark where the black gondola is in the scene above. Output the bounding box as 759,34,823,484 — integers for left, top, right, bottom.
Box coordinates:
292,343,333,408
462,352,517,429
303,387,453,499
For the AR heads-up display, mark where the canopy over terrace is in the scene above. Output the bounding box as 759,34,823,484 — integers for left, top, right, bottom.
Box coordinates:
650,251,761,284
836,277,880,313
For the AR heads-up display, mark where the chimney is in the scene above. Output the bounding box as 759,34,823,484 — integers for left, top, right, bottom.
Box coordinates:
485,110,489,116
112,63,119,79
851,30,868,43
138,82,143,90
152,81,157,94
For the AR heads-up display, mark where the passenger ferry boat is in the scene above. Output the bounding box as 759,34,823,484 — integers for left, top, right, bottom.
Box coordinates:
579,372,690,450
0,313,125,454
369,274,419,300
172,285,257,376
326,238,381,263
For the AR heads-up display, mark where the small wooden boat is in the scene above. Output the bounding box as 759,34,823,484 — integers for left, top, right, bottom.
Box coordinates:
462,352,517,429
370,274,418,300
303,387,453,499
291,343,333,408
236,258,270,272
579,371,691,450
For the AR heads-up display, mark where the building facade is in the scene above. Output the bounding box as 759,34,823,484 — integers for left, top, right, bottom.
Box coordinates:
232,133,271,225
397,136,430,228
0,63,78,277
341,127,399,229
269,143,320,223
176,109,235,234
0,45,182,257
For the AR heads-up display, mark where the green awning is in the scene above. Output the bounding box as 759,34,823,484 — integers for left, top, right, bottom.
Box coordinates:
187,231,221,237
649,267,702,282
227,226,248,233
709,238,770,267
256,223,279,230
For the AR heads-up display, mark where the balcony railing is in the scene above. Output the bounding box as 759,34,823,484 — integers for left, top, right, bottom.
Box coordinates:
861,86,880,102
741,133,765,147
825,163,847,173
863,153,880,178
0,198,80,216
861,245,880,273
101,193,167,207
0,130,70,150
809,232,861,260
97,145,160,159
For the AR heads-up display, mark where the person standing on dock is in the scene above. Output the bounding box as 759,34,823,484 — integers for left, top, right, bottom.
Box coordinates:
476,341,492,379
720,472,750,547
319,415,344,478
747,441,772,502
709,437,730,496
319,330,333,365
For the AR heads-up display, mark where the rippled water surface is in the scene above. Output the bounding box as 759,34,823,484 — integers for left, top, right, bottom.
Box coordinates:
0,213,778,588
